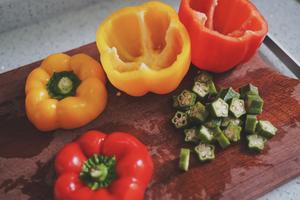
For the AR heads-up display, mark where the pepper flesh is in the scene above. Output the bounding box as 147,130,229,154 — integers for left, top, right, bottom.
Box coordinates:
97,1,191,96
179,0,268,72
25,53,107,131
54,131,153,200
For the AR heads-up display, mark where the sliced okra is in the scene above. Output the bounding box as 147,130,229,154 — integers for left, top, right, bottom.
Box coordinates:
171,111,188,129
176,90,197,110
172,95,179,109
195,143,215,162
192,81,209,98
245,94,264,114
217,132,231,149
257,120,277,138
194,71,213,83
221,117,241,128
245,115,257,134
224,122,242,142
240,83,259,99
229,98,246,118
186,102,208,123
219,87,240,102
247,134,266,152
179,148,190,171
211,126,223,137
209,98,229,118
204,118,222,129
207,80,218,96
198,125,214,143
184,127,199,143
212,126,231,149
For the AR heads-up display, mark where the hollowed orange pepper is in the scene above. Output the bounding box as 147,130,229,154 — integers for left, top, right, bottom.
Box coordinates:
25,53,107,131
96,1,191,96
179,0,268,72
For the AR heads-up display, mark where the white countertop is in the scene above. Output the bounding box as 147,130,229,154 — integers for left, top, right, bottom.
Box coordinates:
0,0,299,199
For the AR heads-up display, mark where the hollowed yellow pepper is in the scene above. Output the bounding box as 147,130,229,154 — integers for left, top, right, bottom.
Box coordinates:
96,1,191,96
25,53,107,131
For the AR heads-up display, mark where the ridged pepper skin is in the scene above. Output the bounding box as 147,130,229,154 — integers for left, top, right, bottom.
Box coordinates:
179,0,268,72
25,53,107,131
54,131,154,200
96,1,191,96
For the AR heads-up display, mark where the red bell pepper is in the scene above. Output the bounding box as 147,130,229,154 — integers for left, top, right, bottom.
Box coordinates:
179,0,268,72
54,130,153,200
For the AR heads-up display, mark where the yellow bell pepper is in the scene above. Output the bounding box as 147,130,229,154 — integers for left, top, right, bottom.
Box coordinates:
25,53,107,131
96,1,191,96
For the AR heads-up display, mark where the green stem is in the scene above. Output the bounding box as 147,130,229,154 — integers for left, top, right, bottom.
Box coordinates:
47,71,80,100
80,154,116,190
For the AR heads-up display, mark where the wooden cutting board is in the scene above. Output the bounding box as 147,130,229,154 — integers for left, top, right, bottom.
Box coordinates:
0,43,300,200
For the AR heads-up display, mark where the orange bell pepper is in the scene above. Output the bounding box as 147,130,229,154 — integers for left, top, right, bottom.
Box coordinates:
96,1,191,96
179,0,268,72
25,53,107,131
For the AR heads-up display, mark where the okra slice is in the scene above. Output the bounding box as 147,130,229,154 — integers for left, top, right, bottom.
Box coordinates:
224,122,242,142
176,90,197,110
229,98,246,118
219,87,240,102
187,102,208,123
179,148,190,171
240,83,259,99
217,132,231,149
245,115,257,134
247,134,266,152
211,126,223,137
198,125,214,143
184,127,199,143
194,71,213,83
207,80,218,96
171,111,188,129
204,118,222,129
245,94,264,114
257,120,277,138
209,98,229,118
195,143,215,162
172,95,179,109
192,81,209,98
212,126,231,148
221,117,241,128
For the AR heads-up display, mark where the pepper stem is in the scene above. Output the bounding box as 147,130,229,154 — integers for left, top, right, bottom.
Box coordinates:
80,154,116,190
47,71,80,100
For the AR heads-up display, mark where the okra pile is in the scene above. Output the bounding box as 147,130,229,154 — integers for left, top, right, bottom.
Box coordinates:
172,71,278,171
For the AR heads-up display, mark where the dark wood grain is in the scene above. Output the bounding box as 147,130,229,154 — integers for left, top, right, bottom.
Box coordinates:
0,42,300,200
